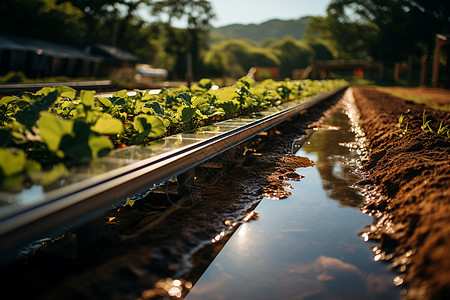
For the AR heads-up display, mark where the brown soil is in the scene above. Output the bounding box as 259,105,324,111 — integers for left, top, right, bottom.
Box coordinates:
353,87,450,300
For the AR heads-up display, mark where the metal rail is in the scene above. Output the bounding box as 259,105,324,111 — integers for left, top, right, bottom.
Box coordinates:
0,80,113,94
0,85,347,263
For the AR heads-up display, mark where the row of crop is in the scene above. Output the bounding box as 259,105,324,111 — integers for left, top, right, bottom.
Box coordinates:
0,77,346,185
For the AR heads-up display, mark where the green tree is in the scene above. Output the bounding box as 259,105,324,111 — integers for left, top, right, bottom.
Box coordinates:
0,0,216,76
308,43,334,61
309,0,450,62
305,4,378,60
205,39,280,78
150,0,215,79
267,36,314,78
69,0,161,52
0,0,86,46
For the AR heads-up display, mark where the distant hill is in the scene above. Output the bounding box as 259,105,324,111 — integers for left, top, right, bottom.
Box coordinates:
211,17,312,42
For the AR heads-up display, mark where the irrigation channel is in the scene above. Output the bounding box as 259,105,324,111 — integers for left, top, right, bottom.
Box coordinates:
0,87,402,299
185,89,401,300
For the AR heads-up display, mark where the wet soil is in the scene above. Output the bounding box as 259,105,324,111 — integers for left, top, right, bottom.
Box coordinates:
353,87,450,300
0,94,341,300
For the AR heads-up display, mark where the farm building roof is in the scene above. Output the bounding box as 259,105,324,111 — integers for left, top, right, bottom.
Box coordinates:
0,35,29,51
85,44,139,62
0,34,102,62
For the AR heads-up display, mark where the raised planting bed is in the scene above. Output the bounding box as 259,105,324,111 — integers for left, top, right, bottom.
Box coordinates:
0,78,347,264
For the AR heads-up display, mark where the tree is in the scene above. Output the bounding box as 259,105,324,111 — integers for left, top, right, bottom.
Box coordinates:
0,0,86,46
312,0,450,62
204,39,280,78
305,4,378,60
150,0,216,79
267,36,314,78
308,43,334,61
0,0,217,78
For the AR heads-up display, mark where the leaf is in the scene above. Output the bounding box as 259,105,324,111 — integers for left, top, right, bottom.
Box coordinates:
91,115,124,135
80,90,95,108
88,135,113,158
198,78,214,90
244,96,257,108
37,112,73,154
97,97,113,110
84,110,102,124
113,90,129,98
111,97,125,106
0,148,26,177
133,114,166,139
138,115,166,137
0,96,18,108
201,105,223,117
147,101,165,115
35,87,57,96
178,106,197,124
177,92,192,106
192,96,208,108
216,87,238,103
54,86,76,99
129,132,148,145
218,100,240,117
59,121,91,160
14,91,59,129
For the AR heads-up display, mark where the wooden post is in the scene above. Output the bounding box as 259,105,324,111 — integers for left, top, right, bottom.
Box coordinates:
420,54,428,86
311,58,317,79
432,34,447,87
394,62,400,82
446,44,450,88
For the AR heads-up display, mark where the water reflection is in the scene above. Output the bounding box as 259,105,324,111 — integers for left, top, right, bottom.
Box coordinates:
300,109,364,207
185,93,400,300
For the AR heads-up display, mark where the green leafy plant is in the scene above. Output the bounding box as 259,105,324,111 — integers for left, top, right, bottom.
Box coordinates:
0,78,347,182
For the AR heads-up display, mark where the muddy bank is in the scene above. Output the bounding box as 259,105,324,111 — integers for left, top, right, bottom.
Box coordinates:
353,87,450,300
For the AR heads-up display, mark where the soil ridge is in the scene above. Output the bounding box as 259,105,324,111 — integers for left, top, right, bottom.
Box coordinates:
353,87,450,300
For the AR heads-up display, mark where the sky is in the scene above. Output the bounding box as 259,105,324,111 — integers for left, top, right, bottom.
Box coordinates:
138,0,331,28
208,0,330,27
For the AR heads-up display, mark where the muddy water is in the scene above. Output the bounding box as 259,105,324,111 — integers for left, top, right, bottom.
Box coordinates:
185,102,401,299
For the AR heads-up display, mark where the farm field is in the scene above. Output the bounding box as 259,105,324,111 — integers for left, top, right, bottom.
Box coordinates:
0,84,448,300
354,87,450,299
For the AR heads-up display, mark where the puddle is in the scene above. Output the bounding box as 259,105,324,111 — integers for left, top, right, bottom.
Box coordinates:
184,97,401,299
